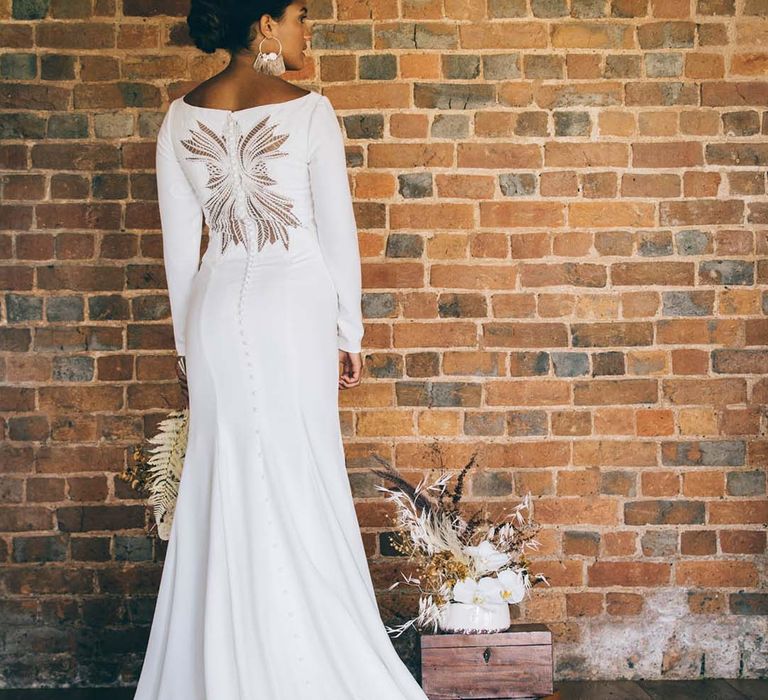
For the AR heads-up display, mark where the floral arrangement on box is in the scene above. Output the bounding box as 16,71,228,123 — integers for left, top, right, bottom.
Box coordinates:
371,445,548,636
117,409,189,541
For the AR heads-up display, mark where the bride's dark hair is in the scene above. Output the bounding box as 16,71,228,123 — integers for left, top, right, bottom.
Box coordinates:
187,0,293,55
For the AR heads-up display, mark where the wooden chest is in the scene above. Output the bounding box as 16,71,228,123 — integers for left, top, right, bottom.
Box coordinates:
420,624,554,699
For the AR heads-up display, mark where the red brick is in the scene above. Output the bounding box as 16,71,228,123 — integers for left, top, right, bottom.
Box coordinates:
624,500,705,525
1,567,94,595
606,592,644,616
566,592,603,617
680,530,717,555
719,529,765,554
534,498,619,525
588,561,671,587
709,501,768,524
602,531,638,557
530,560,584,588
688,590,726,614
676,561,758,587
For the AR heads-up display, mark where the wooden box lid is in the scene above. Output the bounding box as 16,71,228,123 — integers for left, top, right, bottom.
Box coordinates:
421,624,552,649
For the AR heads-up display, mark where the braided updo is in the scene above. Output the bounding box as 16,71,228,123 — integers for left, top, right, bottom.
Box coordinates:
187,0,292,54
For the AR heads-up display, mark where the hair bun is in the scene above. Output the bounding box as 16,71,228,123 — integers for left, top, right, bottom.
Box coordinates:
187,0,230,54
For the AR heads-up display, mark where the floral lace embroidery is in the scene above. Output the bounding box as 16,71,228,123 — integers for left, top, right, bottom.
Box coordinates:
180,114,301,254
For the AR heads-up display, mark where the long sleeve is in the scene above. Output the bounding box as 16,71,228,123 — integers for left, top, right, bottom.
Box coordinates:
155,100,204,356
306,96,364,354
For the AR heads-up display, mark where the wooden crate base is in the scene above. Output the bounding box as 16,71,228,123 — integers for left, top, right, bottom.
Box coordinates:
420,623,554,700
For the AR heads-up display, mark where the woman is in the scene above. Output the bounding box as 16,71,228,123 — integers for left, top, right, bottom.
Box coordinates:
133,1,430,698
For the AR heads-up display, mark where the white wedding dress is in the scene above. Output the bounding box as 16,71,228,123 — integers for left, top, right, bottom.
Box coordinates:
133,90,429,700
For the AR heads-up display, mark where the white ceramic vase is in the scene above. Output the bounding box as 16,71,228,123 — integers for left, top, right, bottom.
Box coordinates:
438,601,511,634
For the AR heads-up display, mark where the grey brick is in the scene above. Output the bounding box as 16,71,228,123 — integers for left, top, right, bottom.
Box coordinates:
499,173,537,196
554,111,591,137
0,113,46,139
41,54,76,80
726,470,765,496
90,294,130,320
47,113,88,139
114,535,154,561
482,54,521,80
359,54,396,80
365,353,402,379
645,53,684,78
362,293,396,318
525,54,564,79
464,411,506,436
638,233,673,257
397,174,433,200
676,229,709,255
431,114,469,139
12,535,67,562
722,111,761,136
662,440,746,467
386,233,423,258
488,0,527,17
12,0,50,20
310,24,372,50
0,53,37,79
6,295,43,323
605,54,642,79
700,260,754,285
572,0,608,17
507,410,548,436
376,22,458,50
662,291,713,317
442,54,480,80
531,0,568,16
552,352,590,377
52,356,94,382
471,470,513,496
342,114,384,140
414,83,495,109
47,296,84,322
93,112,133,139
641,530,678,557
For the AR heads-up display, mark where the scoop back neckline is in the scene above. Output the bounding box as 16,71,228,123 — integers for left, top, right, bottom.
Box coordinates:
178,91,316,114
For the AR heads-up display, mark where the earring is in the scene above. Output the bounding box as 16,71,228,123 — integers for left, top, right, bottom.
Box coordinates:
253,37,286,75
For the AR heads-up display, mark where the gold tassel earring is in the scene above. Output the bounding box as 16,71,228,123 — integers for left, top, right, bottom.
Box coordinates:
253,37,285,75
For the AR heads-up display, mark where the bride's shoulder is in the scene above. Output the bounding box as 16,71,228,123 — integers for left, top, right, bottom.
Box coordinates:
181,79,315,110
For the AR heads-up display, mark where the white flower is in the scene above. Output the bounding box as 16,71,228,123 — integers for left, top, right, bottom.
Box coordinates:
464,539,510,575
452,576,504,608
497,568,527,605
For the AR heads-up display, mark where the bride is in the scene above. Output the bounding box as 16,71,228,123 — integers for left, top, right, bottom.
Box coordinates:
132,0,430,698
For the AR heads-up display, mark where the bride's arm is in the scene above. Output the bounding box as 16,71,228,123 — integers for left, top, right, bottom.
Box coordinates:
306,95,364,355
155,100,204,359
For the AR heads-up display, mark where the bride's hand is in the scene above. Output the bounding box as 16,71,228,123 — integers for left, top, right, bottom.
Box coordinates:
338,350,362,389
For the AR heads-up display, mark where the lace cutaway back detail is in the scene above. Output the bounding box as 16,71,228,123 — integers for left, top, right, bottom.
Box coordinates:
180,112,301,255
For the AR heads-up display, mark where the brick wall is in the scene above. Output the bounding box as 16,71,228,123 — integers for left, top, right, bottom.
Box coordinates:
1,0,767,689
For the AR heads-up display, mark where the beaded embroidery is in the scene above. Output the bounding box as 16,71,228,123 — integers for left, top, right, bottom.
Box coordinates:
180,113,301,254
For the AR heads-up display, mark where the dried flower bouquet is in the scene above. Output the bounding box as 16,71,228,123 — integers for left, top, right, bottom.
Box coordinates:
370,445,548,636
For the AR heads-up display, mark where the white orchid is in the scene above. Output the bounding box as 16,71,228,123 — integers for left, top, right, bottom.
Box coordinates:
452,576,504,608
497,567,527,605
464,539,510,575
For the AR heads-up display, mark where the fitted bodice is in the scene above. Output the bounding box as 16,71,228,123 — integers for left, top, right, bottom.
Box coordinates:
155,88,364,355
168,92,322,264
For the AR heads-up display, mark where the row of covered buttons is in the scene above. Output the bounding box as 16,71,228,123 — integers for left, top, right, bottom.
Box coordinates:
225,116,310,684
